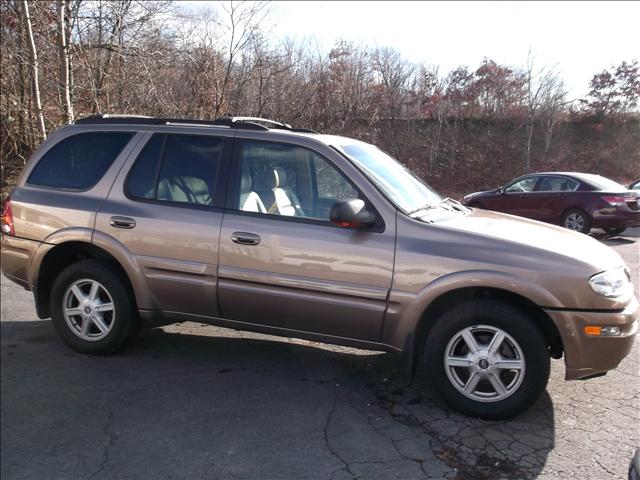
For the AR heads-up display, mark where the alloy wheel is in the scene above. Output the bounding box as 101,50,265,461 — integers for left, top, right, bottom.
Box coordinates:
564,212,585,231
444,325,526,402
63,279,116,341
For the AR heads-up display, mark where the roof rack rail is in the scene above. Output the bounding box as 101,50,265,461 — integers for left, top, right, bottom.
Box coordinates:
74,114,268,130
204,116,318,133
74,114,318,133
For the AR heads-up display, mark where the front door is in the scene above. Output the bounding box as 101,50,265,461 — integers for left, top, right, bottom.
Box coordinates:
95,131,231,317
499,176,540,218
218,139,396,342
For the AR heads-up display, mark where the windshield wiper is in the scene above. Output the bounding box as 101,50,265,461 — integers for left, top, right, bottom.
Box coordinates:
440,197,470,212
407,203,439,216
408,198,469,216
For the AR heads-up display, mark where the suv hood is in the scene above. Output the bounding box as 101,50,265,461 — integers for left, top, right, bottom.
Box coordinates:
436,209,623,272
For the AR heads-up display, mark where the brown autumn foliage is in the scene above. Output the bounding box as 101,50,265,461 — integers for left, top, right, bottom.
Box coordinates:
1,1,639,200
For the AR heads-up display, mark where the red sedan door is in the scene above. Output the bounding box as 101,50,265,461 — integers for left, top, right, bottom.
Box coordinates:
526,176,579,222
496,175,540,217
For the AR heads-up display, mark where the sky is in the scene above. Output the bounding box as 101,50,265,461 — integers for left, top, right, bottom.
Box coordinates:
181,1,640,99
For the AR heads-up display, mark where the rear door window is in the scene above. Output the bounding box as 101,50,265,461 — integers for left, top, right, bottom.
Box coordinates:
126,134,223,207
28,132,134,190
126,134,164,200
537,177,579,192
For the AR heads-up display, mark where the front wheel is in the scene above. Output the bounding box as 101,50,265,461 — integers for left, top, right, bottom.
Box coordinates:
424,300,550,420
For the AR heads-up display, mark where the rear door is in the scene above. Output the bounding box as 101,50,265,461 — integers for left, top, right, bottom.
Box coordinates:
527,176,579,221
94,129,232,317
217,137,396,342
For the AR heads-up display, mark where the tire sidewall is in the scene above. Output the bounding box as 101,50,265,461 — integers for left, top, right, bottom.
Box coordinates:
562,208,591,234
604,227,626,236
424,301,550,420
51,260,134,355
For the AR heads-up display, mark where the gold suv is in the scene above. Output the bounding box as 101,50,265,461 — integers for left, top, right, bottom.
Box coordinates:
2,115,637,419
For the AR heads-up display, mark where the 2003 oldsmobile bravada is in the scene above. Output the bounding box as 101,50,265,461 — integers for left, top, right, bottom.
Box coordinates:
1,115,637,419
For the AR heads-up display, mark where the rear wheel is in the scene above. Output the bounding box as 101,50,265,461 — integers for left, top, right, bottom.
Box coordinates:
561,208,591,234
51,260,138,355
424,300,550,420
603,227,626,236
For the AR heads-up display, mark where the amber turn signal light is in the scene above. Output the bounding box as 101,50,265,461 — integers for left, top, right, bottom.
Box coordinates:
584,326,622,336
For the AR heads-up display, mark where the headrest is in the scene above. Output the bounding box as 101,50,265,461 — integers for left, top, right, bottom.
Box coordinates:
241,171,252,192
264,167,288,189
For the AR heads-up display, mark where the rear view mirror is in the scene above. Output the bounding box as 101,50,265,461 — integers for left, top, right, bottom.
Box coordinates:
330,199,376,229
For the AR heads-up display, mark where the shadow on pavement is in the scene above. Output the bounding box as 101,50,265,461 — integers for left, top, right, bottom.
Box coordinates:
1,319,556,480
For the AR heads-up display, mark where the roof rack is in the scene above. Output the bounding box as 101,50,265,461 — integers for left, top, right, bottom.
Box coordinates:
74,114,318,133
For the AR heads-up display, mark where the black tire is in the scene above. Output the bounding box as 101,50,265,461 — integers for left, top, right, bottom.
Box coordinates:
424,300,550,420
561,208,591,234
50,260,138,355
603,227,626,236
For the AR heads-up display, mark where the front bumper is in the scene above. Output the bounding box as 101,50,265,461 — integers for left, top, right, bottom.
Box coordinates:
545,296,638,380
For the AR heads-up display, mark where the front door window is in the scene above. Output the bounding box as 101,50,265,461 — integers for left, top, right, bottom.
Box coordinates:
235,140,360,221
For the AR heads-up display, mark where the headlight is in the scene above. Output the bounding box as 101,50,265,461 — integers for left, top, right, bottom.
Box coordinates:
589,268,631,297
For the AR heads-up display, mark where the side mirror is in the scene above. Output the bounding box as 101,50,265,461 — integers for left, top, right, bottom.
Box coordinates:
330,199,376,229
498,186,505,194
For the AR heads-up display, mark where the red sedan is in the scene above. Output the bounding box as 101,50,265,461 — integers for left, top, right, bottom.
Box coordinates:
462,172,640,235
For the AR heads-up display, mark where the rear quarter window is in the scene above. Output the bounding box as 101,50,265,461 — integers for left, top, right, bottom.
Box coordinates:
27,132,134,190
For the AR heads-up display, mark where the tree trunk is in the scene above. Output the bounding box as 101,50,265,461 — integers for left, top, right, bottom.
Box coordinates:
57,0,73,123
524,115,534,173
65,0,75,109
15,1,28,160
20,0,46,141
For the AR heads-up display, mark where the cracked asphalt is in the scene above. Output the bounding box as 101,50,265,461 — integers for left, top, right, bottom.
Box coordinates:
1,229,639,480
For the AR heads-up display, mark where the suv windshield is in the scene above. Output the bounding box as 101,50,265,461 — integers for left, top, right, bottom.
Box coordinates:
335,141,441,214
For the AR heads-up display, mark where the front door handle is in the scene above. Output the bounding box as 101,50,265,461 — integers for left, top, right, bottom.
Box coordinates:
231,232,261,246
110,216,136,229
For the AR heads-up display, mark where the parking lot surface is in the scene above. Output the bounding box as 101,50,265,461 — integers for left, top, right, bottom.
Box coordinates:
1,229,639,480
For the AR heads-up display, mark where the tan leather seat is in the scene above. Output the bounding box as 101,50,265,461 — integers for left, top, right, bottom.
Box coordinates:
261,167,304,216
239,172,266,213
157,176,212,205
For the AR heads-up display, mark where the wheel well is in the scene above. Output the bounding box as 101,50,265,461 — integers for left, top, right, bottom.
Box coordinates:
561,206,590,219
413,287,564,360
36,242,133,319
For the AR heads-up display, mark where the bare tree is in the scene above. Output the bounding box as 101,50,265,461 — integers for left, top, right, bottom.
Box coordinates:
57,0,73,123
372,47,415,158
523,51,564,172
215,0,270,116
19,0,46,140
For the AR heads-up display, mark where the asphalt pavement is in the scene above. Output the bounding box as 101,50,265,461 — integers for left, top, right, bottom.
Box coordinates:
1,229,639,480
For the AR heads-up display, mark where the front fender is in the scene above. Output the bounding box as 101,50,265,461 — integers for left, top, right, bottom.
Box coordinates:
381,269,564,350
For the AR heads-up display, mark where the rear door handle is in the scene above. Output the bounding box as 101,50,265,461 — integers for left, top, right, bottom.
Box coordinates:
231,232,261,246
110,216,136,229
